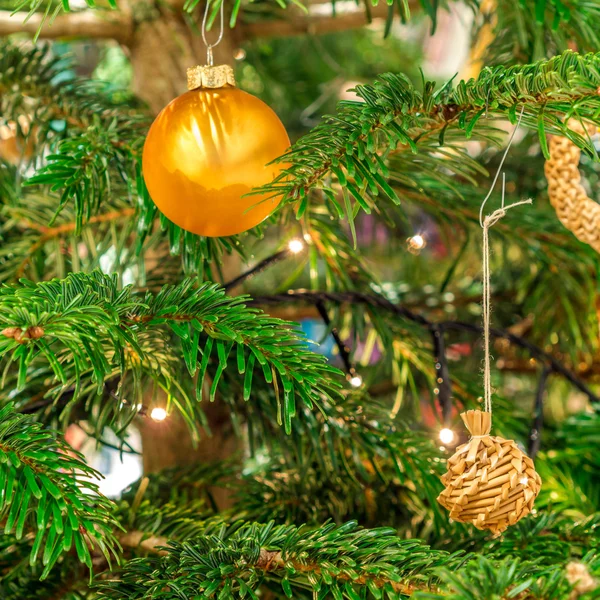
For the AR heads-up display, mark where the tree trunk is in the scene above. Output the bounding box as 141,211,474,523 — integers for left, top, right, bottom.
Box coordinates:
128,4,241,114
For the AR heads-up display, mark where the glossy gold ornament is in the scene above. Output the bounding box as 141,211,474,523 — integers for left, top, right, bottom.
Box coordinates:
142,65,290,237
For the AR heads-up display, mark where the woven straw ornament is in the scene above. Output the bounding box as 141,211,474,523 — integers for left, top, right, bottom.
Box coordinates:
437,410,541,535
544,120,600,253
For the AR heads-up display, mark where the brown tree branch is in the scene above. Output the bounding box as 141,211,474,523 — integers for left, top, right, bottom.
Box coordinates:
254,548,421,595
0,9,133,44
1,1,398,45
14,207,136,279
241,2,393,39
119,531,169,555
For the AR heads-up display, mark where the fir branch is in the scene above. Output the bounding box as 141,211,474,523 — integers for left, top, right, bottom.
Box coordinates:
0,271,343,432
259,50,600,219
0,402,121,579
0,543,90,600
216,383,448,533
0,42,147,148
486,0,600,66
412,556,573,599
116,394,446,532
24,122,138,234
0,192,136,283
483,512,600,564
95,520,463,599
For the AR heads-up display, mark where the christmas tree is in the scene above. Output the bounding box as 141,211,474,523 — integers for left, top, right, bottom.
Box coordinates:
1,0,600,597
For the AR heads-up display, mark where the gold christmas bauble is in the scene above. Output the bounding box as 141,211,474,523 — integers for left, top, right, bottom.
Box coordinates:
142,66,290,237
437,410,541,535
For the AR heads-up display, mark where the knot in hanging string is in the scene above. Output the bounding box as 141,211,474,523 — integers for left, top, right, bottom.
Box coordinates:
483,208,506,229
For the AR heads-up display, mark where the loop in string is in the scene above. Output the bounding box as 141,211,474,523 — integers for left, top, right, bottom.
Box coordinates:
202,1,225,66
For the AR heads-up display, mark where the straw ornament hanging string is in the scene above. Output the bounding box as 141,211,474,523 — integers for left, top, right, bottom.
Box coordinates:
478,107,531,422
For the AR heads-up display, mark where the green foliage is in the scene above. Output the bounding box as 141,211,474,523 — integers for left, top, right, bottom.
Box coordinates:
25,119,135,233
0,402,120,579
0,542,91,600
93,514,599,599
4,3,600,598
240,28,423,135
95,520,464,599
487,0,600,65
483,512,600,565
413,556,572,600
113,389,448,535
0,271,342,434
261,50,600,221
0,41,246,279
118,460,235,506
237,391,449,534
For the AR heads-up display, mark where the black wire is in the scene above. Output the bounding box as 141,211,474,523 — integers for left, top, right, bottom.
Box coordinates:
19,392,74,415
224,250,289,292
315,301,355,377
528,364,551,459
249,290,600,405
79,425,141,455
431,324,452,423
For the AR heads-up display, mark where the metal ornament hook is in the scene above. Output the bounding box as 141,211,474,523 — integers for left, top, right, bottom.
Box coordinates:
202,0,225,67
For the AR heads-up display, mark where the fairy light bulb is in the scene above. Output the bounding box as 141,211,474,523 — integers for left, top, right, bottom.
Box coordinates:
407,234,426,254
288,239,304,254
349,374,363,388
520,476,529,486
150,407,168,422
439,428,455,445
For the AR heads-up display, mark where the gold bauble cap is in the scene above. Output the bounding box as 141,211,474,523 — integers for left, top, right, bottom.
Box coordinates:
187,65,236,90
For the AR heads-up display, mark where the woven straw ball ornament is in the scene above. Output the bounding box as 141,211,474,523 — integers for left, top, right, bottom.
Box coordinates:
437,410,541,535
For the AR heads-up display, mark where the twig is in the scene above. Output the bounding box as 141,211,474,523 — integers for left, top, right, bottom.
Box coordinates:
255,548,420,595
241,3,392,39
224,250,289,292
15,207,136,279
528,365,550,459
315,300,355,378
119,531,168,555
